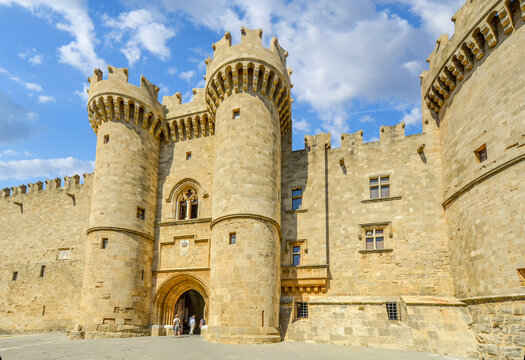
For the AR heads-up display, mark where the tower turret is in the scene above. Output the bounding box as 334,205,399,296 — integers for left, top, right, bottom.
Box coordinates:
203,27,292,343
78,66,166,338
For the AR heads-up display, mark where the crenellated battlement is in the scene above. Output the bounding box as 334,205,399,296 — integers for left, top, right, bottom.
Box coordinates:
422,0,525,114
1,173,93,200
162,88,214,142
87,66,169,141
204,28,293,137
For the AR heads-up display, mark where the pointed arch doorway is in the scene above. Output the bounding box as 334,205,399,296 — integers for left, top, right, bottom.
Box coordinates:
152,273,209,334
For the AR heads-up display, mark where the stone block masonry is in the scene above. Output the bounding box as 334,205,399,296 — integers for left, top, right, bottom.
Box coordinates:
0,0,523,358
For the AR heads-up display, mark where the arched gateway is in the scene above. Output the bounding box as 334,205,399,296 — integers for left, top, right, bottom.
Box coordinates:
152,274,209,333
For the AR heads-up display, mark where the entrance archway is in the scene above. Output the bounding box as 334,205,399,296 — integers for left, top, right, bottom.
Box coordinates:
175,289,205,334
152,273,209,332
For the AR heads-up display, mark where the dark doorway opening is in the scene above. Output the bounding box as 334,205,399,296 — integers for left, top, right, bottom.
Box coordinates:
174,289,205,334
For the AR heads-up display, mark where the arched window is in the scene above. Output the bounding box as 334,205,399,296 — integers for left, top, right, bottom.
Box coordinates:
177,188,199,220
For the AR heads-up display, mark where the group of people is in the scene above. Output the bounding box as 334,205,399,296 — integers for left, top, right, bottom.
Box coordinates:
172,314,205,338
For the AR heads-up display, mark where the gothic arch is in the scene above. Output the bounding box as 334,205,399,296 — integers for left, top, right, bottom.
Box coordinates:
152,273,209,325
167,179,202,220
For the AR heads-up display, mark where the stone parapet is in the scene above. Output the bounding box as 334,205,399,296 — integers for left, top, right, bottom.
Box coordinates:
421,0,525,114
87,66,168,141
204,28,292,137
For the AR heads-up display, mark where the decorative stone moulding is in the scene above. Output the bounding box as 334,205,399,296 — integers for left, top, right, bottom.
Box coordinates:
86,66,169,142
205,60,292,137
88,94,168,141
424,0,523,114
167,111,214,142
204,28,292,137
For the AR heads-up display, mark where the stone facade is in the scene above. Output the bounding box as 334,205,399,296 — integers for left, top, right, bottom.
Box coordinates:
0,0,524,358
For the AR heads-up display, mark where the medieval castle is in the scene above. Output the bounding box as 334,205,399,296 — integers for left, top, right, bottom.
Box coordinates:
1,0,524,358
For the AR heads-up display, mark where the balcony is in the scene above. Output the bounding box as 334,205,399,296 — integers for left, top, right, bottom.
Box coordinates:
281,264,329,294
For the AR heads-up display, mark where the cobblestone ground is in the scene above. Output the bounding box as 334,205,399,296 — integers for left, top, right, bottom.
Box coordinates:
0,333,475,360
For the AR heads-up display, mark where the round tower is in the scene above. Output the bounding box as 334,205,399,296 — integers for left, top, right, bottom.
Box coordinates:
203,28,292,343
78,66,166,338
421,3,524,356
422,0,524,300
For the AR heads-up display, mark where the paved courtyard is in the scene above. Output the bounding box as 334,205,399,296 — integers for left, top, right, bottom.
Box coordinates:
0,333,475,360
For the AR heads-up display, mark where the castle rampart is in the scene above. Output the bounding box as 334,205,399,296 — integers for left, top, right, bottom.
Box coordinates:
1,12,523,358
0,174,93,333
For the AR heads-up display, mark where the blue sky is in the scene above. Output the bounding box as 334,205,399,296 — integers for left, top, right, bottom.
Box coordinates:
0,0,463,189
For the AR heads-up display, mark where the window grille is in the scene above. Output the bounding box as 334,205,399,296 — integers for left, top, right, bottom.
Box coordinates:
296,302,308,319
386,302,399,320
229,233,236,245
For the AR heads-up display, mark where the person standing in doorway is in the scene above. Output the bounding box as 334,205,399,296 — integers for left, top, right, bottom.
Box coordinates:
172,315,181,338
189,315,196,335
199,317,205,329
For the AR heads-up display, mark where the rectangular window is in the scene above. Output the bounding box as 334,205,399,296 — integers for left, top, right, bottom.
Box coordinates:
103,134,109,144
296,302,308,319
386,302,399,320
474,144,487,163
12,271,18,281
364,228,385,250
370,176,390,199
233,108,240,119
137,207,145,220
186,152,192,160
292,246,301,266
229,233,236,245
141,270,144,281
190,200,198,219
39,265,45,278
291,189,303,210
179,201,187,220
58,249,71,260
101,238,108,249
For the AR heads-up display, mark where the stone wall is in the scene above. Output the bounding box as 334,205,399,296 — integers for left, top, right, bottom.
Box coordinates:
467,298,525,360
0,175,92,333
280,296,478,359
436,6,525,299
281,123,453,297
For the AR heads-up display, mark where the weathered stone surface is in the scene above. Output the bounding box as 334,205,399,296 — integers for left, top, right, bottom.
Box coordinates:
0,0,524,358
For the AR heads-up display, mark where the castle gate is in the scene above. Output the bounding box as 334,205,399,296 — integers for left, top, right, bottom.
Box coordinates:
152,274,209,332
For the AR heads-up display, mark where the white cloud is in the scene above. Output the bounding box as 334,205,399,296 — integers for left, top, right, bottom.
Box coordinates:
168,66,177,75
28,54,43,65
104,9,175,66
143,0,461,140
0,149,17,158
0,157,95,181
75,83,89,103
292,118,311,133
18,48,43,65
0,91,40,144
0,68,43,92
359,115,375,123
0,0,105,75
38,95,56,103
179,70,195,82
367,136,379,143
401,107,422,127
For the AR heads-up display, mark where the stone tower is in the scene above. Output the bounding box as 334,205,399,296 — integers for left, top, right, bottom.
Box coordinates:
422,1,525,356
203,28,292,343
78,66,165,337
